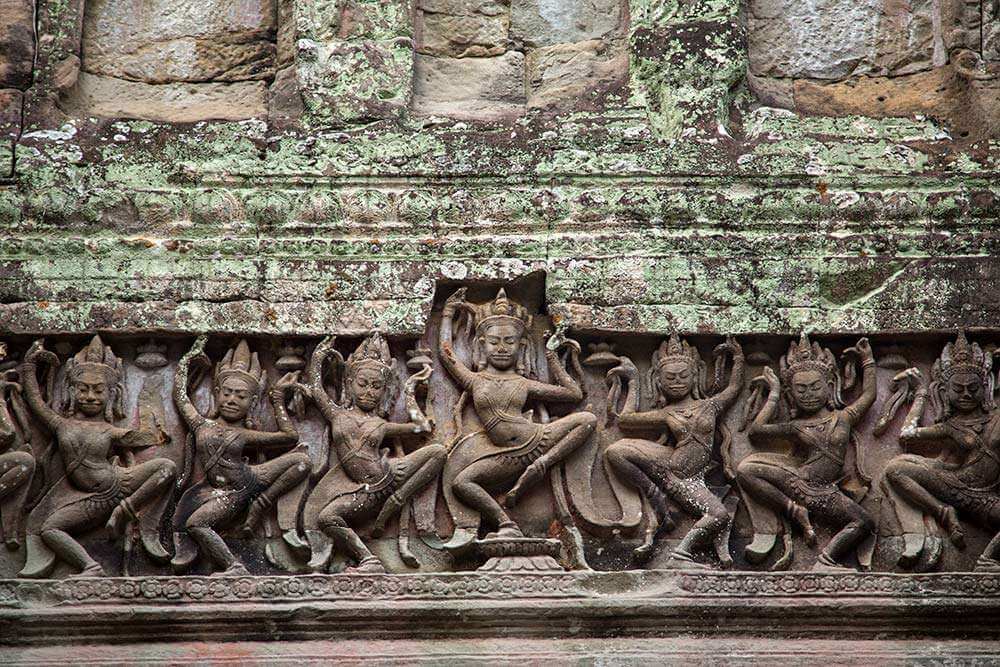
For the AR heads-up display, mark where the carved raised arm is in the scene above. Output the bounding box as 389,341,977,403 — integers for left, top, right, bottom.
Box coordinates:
174,335,208,428
747,367,788,443
306,336,344,422
20,339,64,432
844,337,877,425
245,372,300,449
896,367,950,446
439,288,476,389
712,337,746,409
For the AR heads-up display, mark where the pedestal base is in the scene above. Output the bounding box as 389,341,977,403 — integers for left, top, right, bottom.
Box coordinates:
475,536,564,573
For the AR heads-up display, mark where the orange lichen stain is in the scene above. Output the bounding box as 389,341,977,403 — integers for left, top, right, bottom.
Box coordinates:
816,181,830,204
264,308,278,323
38,300,49,309
324,283,338,299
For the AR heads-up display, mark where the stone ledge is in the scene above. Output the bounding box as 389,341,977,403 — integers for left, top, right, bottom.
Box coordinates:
3,572,1000,646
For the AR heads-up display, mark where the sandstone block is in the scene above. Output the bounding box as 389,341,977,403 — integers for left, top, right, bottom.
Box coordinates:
63,72,268,122
0,0,34,89
510,0,625,48
416,11,509,58
412,52,525,120
525,39,627,111
81,0,276,83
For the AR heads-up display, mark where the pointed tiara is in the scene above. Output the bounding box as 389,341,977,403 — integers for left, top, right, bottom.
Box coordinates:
934,330,991,383
346,332,393,374
653,332,699,369
68,334,123,382
215,339,265,391
475,288,531,333
779,333,836,384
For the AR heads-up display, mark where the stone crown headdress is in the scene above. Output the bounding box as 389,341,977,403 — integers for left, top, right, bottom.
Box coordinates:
67,335,123,384
652,332,700,370
346,332,393,376
779,333,836,385
933,330,991,384
214,339,265,392
474,288,532,333
64,335,125,420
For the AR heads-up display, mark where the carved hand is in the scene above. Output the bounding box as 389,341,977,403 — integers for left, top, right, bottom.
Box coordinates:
24,339,58,367
271,371,301,399
760,366,780,393
714,335,743,359
443,287,467,316
181,335,209,365
894,367,924,391
607,356,639,380
854,337,874,363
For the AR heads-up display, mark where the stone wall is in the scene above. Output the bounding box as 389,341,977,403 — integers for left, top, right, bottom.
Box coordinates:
746,0,1000,137
412,0,629,117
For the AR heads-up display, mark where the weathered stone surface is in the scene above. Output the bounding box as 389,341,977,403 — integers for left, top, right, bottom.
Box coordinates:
747,0,883,79
62,72,269,122
310,0,412,42
0,88,21,176
412,52,525,119
510,0,625,48
298,39,412,126
416,11,509,58
0,0,34,89
791,66,962,119
81,0,277,83
525,39,627,110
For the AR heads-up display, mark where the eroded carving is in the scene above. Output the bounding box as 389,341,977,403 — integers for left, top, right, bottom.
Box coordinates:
171,336,310,576
19,336,176,578
604,334,744,569
880,332,1000,572
736,335,877,571
301,334,445,574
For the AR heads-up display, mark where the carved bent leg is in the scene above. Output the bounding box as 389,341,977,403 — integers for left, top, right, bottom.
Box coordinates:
736,460,816,557
37,503,106,578
605,439,677,559
315,493,385,573
808,492,874,571
372,444,447,538
666,478,731,569
454,457,523,537
506,412,597,507
0,451,34,549
182,494,246,576
242,451,310,537
884,457,966,555
107,458,177,562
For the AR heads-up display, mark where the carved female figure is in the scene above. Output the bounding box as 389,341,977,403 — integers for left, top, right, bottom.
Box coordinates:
172,336,310,576
0,343,34,550
881,332,1000,571
439,288,596,543
301,334,446,573
737,335,876,570
19,336,176,578
604,334,744,567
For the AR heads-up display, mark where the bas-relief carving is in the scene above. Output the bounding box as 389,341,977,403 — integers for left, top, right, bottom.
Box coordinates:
0,287,999,580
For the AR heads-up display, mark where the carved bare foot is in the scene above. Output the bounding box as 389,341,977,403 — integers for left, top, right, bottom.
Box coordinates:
371,493,405,538
69,562,105,579
5,535,20,551
282,529,308,553
744,533,778,564
485,521,524,539
897,533,925,569
812,553,856,572
789,503,816,546
504,460,547,508
345,556,386,574
105,501,135,538
212,562,250,577
940,506,965,548
241,497,271,537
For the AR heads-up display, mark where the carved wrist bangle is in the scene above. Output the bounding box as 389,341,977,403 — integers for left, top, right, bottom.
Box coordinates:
861,359,876,368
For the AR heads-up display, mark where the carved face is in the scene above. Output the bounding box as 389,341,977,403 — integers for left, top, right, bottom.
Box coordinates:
349,366,387,413
946,371,983,414
71,368,109,417
790,369,830,415
215,376,256,422
657,360,695,401
479,323,524,371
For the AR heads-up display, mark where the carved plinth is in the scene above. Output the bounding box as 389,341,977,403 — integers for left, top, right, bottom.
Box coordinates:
475,536,564,573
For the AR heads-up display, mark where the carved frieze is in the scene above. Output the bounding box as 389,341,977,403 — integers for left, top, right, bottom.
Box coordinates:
0,284,999,580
